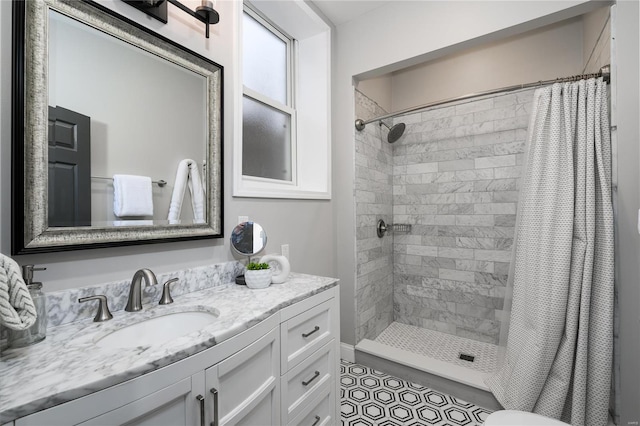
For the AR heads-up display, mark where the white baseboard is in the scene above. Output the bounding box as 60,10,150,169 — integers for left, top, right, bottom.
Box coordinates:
340,342,355,362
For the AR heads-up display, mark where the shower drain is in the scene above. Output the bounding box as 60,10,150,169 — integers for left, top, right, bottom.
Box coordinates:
459,353,475,362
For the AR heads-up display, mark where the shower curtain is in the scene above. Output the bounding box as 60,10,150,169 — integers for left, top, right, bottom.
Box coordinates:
486,78,613,426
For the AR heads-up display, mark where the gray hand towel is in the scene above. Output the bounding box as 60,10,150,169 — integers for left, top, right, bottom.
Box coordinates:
0,254,37,330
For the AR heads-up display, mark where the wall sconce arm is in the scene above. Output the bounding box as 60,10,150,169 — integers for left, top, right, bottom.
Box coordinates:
166,0,219,38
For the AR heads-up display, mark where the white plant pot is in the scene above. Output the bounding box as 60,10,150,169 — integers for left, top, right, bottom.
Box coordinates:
245,269,272,289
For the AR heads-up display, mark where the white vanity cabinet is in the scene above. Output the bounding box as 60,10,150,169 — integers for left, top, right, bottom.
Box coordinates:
76,328,280,426
201,326,280,426
13,286,339,426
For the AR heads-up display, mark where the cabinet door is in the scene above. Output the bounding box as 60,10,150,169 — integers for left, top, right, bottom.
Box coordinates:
205,327,280,426
78,377,198,426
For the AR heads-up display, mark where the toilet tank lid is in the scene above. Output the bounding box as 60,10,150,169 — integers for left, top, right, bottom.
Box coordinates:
483,410,570,426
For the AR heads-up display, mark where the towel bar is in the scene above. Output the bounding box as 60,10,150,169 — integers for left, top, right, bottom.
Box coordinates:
91,176,167,187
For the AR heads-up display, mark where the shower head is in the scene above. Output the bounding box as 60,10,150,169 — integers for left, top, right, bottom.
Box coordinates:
380,121,406,143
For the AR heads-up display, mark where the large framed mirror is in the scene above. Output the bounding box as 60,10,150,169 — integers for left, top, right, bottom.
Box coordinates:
12,0,223,254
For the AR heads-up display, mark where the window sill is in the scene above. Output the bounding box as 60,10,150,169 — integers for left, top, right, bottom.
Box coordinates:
233,184,331,200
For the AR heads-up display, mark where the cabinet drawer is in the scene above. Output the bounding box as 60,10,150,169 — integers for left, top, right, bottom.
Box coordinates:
281,299,334,372
287,382,333,426
282,341,334,423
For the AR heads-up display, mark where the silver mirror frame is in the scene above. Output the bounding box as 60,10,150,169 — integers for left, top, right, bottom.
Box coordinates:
12,0,223,254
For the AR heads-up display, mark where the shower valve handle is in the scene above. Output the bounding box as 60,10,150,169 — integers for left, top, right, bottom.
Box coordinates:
377,219,388,238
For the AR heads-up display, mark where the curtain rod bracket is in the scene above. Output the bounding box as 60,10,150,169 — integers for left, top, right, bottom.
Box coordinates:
600,65,611,83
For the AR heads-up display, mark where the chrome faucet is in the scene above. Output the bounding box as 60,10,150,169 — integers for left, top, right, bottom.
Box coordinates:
125,268,158,312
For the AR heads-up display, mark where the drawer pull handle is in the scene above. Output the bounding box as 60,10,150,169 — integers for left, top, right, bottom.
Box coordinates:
210,387,219,426
302,370,320,386
311,415,321,426
196,395,205,426
302,326,320,338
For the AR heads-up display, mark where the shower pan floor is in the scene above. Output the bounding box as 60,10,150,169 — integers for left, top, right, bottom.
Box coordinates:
355,322,502,407
374,322,499,374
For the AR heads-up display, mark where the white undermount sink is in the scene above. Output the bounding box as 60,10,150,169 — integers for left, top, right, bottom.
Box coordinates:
96,310,219,349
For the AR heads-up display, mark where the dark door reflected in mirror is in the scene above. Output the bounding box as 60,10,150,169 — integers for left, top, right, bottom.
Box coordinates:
48,106,91,227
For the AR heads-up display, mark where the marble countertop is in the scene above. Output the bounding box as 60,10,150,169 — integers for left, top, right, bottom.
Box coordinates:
0,273,338,423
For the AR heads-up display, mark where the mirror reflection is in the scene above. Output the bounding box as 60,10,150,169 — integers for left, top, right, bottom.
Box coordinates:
12,0,223,254
48,10,207,227
230,222,268,256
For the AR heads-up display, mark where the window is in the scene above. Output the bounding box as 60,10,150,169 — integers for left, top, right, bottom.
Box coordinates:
242,8,294,182
235,1,331,199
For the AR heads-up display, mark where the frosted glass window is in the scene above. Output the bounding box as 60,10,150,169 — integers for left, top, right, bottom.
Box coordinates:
243,12,287,105
242,96,292,181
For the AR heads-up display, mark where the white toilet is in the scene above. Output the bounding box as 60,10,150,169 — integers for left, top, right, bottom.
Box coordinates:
483,410,571,425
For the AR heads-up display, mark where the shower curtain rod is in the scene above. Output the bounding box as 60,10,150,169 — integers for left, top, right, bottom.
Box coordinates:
355,64,610,131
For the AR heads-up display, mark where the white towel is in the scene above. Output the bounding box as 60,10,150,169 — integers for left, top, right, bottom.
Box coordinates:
113,174,154,217
168,159,205,223
113,220,154,227
0,254,37,331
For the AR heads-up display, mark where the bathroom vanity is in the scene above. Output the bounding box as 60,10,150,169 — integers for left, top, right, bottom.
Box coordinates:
0,272,339,426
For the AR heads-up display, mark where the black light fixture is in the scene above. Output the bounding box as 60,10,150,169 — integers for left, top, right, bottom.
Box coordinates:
123,0,219,38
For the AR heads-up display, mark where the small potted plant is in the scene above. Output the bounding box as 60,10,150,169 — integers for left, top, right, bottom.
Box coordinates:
244,262,272,289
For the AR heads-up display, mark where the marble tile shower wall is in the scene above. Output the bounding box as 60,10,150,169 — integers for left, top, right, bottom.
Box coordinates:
354,90,394,342
392,89,535,344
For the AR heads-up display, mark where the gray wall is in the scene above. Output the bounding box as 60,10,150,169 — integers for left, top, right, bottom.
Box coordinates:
582,6,611,74
612,2,640,424
389,18,584,112
0,1,334,293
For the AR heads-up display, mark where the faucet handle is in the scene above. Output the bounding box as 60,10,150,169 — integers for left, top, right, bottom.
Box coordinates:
21,264,46,285
79,295,113,322
159,278,179,305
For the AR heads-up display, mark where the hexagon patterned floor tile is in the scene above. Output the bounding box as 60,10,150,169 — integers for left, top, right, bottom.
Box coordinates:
341,360,492,426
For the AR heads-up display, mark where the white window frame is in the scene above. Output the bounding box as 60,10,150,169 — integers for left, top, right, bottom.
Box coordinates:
242,6,297,185
234,0,331,199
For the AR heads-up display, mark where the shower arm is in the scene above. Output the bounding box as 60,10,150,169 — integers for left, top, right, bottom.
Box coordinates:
355,65,610,131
